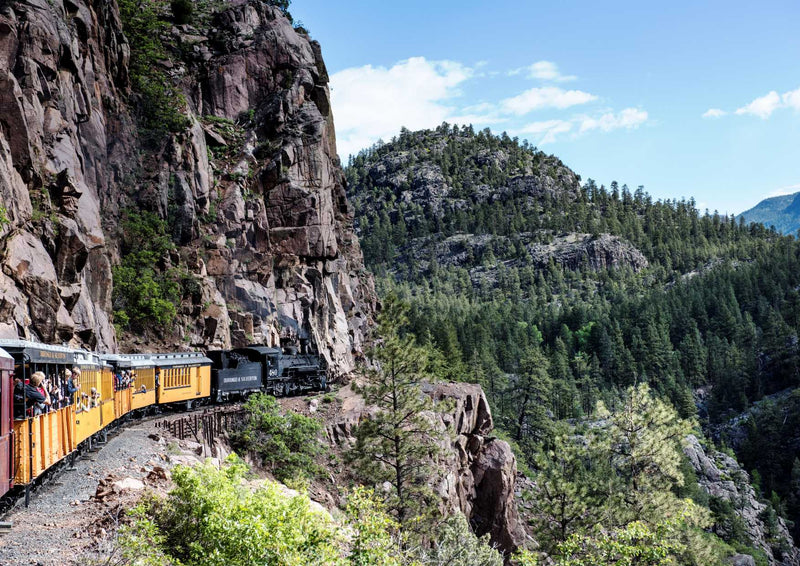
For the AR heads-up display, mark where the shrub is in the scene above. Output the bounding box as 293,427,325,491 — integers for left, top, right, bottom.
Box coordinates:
118,0,190,138
230,394,322,481
170,0,193,24
112,210,181,333
140,457,342,565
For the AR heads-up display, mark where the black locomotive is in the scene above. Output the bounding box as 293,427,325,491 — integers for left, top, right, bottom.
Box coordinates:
208,341,327,403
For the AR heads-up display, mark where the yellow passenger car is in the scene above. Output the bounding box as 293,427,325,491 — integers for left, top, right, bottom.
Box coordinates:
103,352,211,409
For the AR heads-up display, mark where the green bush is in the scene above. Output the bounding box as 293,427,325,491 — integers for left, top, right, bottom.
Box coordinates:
170,0,193,24
112,210,181,332
230,394,322,481
118,0,189,138
137,457,342,565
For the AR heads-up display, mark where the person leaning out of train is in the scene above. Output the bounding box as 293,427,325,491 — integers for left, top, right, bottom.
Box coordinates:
48,378,64,409
26,372,50,416
13,374,25,419
66,370,80,405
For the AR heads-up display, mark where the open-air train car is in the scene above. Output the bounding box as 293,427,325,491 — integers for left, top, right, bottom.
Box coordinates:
0,340,212,504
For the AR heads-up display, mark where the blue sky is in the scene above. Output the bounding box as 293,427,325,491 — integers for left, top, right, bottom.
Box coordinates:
291,0,800,215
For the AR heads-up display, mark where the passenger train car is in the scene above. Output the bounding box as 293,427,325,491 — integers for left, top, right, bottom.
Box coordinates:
0,339,326,506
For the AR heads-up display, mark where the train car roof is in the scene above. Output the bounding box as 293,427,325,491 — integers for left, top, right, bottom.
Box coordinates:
237,345,282,356
0,339,102,366
0,347,13,371
103,351,212,369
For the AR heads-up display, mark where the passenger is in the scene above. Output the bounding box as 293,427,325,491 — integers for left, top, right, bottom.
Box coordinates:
13,375,25,419
26,372,49,416
140,384,147,394
48,379,63,410
89,387,100,408
114,372,121,391
66,371,80,405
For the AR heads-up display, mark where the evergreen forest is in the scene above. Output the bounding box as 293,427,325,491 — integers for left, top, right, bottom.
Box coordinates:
345,124,800,558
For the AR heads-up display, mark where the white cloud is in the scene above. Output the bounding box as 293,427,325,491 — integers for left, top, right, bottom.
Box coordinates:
501,86,597,115
330,56,643,156
510,61,577,82
735,91,782,119
783,87,800,111
702,108,727,118
767,183,800,198
330,57,473,158
510,108,648,145
578,108,648,133
516,119,573,144
708,86,800,120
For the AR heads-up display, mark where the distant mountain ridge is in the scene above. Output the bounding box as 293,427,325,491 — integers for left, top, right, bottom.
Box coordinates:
738,191,800,235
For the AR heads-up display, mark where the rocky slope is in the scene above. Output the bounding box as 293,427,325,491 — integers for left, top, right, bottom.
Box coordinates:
0,0,375,375
685,435,800,565
345,125,648,284
326,381,526,554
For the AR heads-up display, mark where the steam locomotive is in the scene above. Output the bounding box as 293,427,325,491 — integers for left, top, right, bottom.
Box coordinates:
0,339,327,505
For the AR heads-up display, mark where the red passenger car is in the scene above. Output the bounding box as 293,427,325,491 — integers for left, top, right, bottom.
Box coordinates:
0,348,15,499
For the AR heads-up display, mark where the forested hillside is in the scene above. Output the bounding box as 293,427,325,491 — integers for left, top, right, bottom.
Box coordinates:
738,192,800,236
346,124,800,560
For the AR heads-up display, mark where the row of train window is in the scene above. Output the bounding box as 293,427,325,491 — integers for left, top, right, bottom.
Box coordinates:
163,366,192,389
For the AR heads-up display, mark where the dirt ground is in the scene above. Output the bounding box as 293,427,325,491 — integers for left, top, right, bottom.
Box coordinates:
0,393,348,566
0,415,211,566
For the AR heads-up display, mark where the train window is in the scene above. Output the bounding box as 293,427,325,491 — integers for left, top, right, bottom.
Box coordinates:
101,368,113,401
134,368,155,393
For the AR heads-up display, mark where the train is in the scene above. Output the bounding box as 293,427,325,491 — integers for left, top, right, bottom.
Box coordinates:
0,339,327,506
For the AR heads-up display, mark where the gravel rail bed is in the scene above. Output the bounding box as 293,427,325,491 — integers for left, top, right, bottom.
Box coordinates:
0,419,172,566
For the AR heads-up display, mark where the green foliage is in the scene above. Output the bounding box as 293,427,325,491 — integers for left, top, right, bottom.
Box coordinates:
112,209,181,332
415,513,504,566
551,502,714,566
344,487,404,566
111,502,183,565
526,429,610,554
230,393,322,482
170,0,193,24
0,205,8,228
522,386,734,564
140,456,342,565
118,0,190,138
347,124,800,539
600,384,694,524
348,294,445,534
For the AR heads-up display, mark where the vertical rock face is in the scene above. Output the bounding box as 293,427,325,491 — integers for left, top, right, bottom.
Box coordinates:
0,0,130,351
684,435,800,565
327,382,526,554
0,0,375,375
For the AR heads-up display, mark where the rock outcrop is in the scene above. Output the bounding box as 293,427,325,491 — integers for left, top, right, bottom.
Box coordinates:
684,435,800,565
327,382,526,554
0,0,375,375
404,231,648,282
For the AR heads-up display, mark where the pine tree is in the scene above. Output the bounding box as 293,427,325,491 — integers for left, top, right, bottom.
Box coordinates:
348,294,445,533
599,384,693,525
528,430,608,553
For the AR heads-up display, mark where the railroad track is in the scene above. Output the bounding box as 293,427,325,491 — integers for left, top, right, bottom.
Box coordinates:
0,404,244,520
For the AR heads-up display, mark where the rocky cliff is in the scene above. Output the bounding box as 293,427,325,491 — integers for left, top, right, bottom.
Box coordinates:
0,0,375,375
344,125,649,284
685,435,800,565
326,382,526,554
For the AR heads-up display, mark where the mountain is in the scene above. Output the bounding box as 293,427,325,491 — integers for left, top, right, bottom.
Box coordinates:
738,192,800,235
0,0,374,375
347,125,800,559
